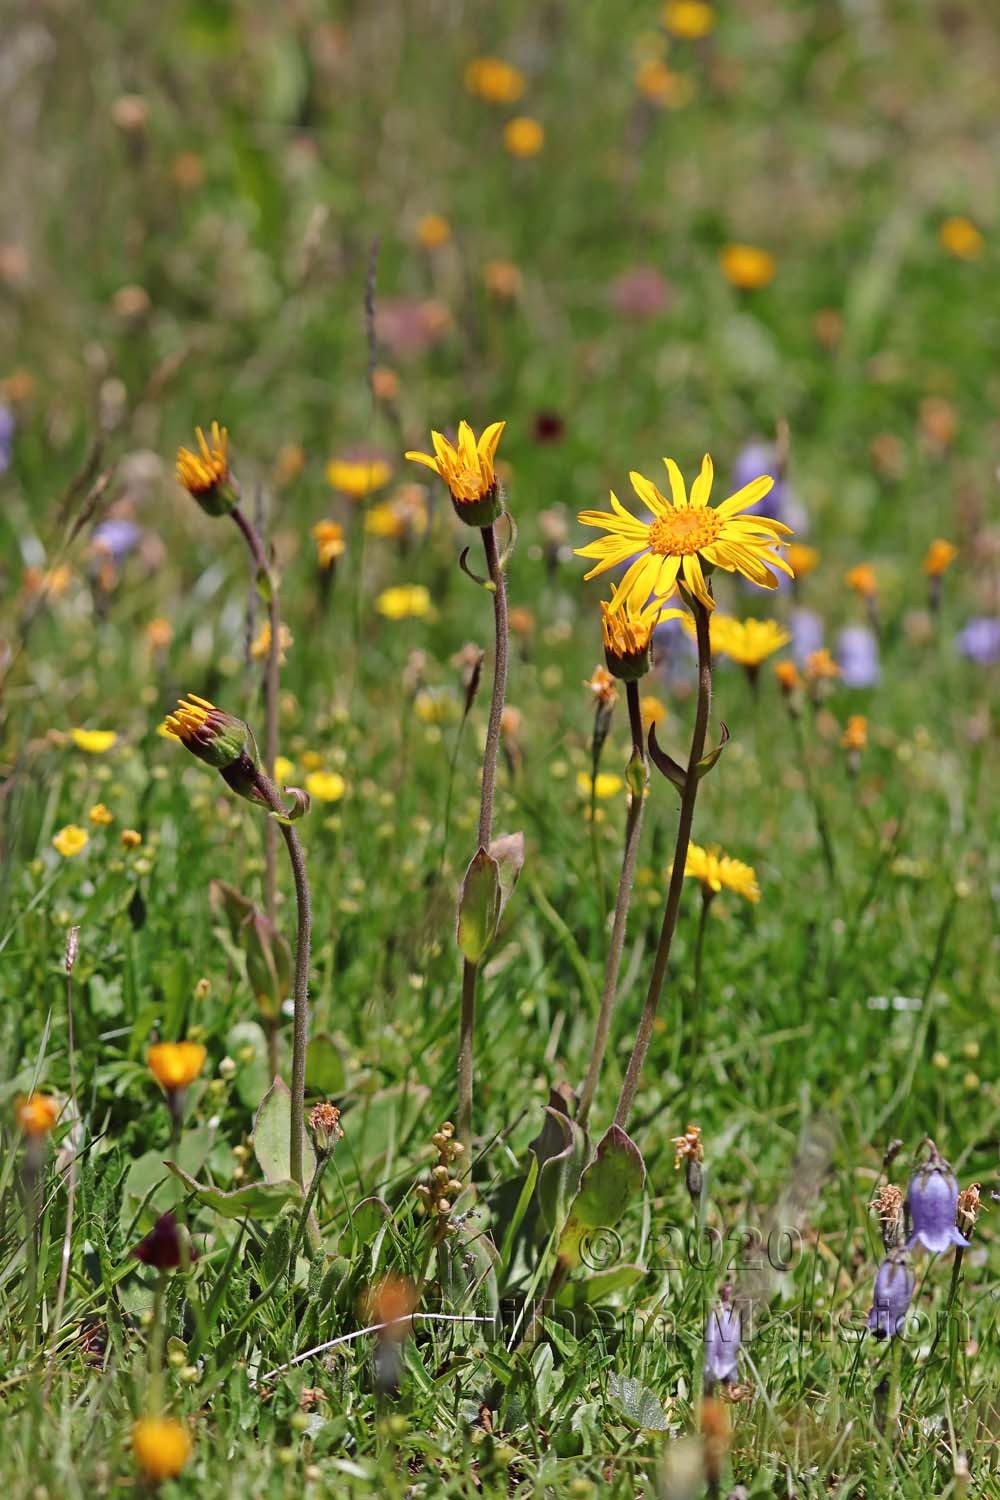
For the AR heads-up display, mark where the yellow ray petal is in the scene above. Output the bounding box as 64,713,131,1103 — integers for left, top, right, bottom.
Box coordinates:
690,454,714,508
661,458,688,509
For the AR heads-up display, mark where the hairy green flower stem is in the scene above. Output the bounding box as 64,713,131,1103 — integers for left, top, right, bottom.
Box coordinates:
614,597,713,1131
231,506,282,1073
251,770,312,1191
577,681,647,1131
458,522,509,1161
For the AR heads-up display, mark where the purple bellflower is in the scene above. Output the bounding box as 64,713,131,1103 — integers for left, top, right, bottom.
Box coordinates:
867,1249,914,1340
906,1141,969,1255
704,1287,741,1387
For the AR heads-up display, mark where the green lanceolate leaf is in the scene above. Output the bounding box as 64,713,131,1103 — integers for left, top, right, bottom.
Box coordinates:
535,1105,590,1237
557,1125,646,1269
456,846,501,963
253,1076,317,1185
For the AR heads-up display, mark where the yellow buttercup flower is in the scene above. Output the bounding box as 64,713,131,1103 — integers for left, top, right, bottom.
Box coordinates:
922,538,957,577
720,244,775,290
577,453,792,613
663,0,715,38
405,420,505,525
71,728,117,754
577,771,624,801
938,216,983,261
682,842,760,904
787,543,819,579
176,422,236,515
148,1040,207,1093
416,213,451,250
601,594,685,680
464,57,526,105
688,614,791,668
304,770,346,803
52,825,88,858
503,117,544,158
88,803,114,826
132,1417,192,1482
16,1093,60,1137
376,584,432,620
312,519,346,568
273,755,296,785
326,457,392,499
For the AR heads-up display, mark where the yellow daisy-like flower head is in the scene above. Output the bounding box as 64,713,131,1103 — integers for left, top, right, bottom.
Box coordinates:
71,728,117,754
304,770,346,803
88,803,114,826
720,244,775,290
16,1093,60,1137
577,453,792,614
577,771,624,801
312,519,346,568
938,215,983,261
787,543,819,579
176,422,237,516
52,824,88,858
683,842,760,904
600,595,685,681
463,57,526,105
162,694,261,802
132,1417,192,1482
663,1,715,38
326,457,392,500
504,116,544,158
845,562,877,598
693,614,791,670
405,420,505,526
842,714,867,752
922,538,957,577
376,584,432,621
147,1040,207,1093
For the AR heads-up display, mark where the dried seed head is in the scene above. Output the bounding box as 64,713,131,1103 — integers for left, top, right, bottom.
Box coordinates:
869,1184,905,1251
308,1101,344,1156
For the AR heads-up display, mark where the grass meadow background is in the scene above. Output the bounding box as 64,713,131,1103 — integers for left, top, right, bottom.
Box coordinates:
1,1,999,1495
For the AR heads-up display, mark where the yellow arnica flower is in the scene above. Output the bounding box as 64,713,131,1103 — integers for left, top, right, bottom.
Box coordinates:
842,715,867,751
577,771,624,800
132,1417,192,1482
16,1093,60,1137
720,244,775,290
273,754,296,784
663,1,715,38
405,420,506,526
304,770,346,803
577,453,792,613
682,842,760,904
365,501,406,540
148,1041,207,1093
938,216,983,261
416,213,451,250
845,562,877,598
312,519,346,568
88,803,114,826
176,422,236,515
464,57,526,105
687,613,791,668
326,457,392,500
787,543,819,579
641,695,668,728
71,728,117,754
601,595,685,680
504,117,544,157
53,824,88,858
376,584,432,620
922,538,958,577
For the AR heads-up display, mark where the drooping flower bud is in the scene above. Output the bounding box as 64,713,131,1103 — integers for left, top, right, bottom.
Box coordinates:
867,1248,914,1339
162,694,262,803
133,1211,197,1271
906,1141,969,1254
704,1286,740,1388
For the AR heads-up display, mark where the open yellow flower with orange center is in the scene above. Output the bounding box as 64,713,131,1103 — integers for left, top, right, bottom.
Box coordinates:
464,57,526,105
681,842,760,904
132,1417,192,1482
326,457,392,500
148,1041,207,1093
720,244,775,290
922,538,957,577
405,420,506,526
684,613,790,669
176,422,236,515
601,595,685,680
577,454,792,613
71,728,117,753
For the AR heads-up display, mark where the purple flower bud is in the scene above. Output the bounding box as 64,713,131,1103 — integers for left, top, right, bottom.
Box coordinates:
132,1212,196,1271
790,608,824,663
92,517,142,562
731,442,785,522
956,617,1000,666
704,1295,741,1386
837,625,881,688
906,1143,970,1254
867,1250,914,1339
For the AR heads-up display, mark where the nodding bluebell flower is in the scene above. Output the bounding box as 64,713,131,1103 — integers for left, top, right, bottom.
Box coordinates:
0,402,14,474
867,1248,914,1340
731,441,785,523
704,1287,741,1388
790,607,824,663
956,617,1000,666
837,625,881,688
906,1141,970,1255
